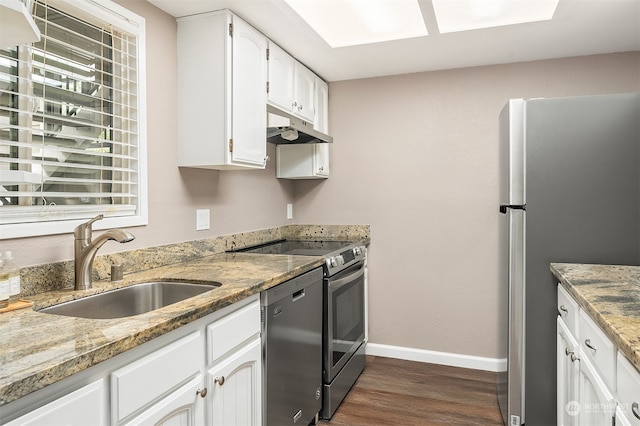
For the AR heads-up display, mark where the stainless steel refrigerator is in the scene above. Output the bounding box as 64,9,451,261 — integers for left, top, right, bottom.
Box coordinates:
497,93,640,426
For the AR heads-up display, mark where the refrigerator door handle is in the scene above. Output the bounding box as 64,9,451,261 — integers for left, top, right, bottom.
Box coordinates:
499,204,527,214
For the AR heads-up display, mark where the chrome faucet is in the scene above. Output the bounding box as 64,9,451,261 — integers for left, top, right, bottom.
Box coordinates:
74,214,135,290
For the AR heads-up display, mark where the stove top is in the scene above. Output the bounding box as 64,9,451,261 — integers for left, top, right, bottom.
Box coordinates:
238,239,356,256
232,239,366,276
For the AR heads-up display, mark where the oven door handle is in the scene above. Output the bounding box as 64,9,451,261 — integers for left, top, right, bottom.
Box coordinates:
328,262,365,291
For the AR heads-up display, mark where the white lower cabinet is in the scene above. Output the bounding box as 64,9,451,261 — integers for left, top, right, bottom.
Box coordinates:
206,338,261,425
556,284,640,426
576,348,615,425
557,317,579,426
617,351,640,425
4,380,106,426
3,296,261,426
123,376,204,426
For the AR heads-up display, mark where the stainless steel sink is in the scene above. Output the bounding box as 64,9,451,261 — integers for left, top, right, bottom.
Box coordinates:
39,281,221,319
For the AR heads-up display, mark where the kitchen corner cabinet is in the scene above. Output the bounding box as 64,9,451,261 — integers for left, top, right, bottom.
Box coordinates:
276,77,330,179
3,295,261,426
177,11,268,170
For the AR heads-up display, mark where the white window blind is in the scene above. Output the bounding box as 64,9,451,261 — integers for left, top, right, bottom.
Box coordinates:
0,0,147,239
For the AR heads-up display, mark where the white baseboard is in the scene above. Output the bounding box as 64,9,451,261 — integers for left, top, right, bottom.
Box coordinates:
365,342,508,373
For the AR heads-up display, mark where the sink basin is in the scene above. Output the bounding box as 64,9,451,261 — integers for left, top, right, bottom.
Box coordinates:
39,280,221,319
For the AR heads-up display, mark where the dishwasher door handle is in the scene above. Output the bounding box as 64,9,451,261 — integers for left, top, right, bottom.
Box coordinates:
292,288,305,302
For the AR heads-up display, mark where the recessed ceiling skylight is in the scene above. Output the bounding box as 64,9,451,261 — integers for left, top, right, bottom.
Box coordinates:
283,0,428,48
432,0,559,34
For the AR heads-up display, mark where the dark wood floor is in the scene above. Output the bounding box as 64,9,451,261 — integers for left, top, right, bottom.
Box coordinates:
320,355,504,426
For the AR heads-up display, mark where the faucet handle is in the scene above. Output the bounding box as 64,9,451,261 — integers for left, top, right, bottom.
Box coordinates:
74,214,104,240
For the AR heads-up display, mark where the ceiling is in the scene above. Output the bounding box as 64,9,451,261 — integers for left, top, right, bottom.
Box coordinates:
147,0,640,82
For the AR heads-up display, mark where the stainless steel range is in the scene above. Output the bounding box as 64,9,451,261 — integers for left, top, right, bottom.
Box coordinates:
235,239,367,420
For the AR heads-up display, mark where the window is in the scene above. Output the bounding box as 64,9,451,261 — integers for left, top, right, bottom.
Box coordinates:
0,0,147,239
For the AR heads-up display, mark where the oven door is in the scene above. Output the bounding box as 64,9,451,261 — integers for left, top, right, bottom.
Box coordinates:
324,260,366,383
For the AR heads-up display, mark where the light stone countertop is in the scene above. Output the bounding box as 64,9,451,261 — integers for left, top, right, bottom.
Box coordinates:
0,252,325,405
551,263,640,372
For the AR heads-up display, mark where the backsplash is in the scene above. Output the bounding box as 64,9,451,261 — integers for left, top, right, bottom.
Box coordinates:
18,224,370,296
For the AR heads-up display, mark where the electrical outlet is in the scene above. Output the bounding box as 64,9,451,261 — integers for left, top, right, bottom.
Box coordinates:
287,204,293,220
196,209,210,231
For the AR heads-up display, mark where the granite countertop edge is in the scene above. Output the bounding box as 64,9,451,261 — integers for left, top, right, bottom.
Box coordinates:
0,252,326,405
551,262,640,373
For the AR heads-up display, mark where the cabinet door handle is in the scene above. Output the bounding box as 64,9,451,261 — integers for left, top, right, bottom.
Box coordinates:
215,376,225,386
196,388,207,398
570,352,580,362
584,339,597,352
632,402,640,420
565,348,573,356
559,305,568,315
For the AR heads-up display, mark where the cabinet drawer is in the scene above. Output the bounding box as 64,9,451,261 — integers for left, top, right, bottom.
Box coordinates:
558,284,579,336
111,331,203,423
5,380,105,426
578,309,615,390
617,352,640,424
207,299,260,364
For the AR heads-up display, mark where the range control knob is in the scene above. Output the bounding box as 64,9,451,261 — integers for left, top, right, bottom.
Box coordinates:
327,257,338,268
353,246,362,256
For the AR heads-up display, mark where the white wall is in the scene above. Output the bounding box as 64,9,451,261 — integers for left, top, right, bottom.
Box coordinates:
2,1,295,267
293,52,640,359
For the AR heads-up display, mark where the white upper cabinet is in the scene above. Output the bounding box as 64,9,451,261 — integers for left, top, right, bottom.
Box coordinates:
294,62,316,122
268,42,315,123
267,43,295,114
177,11,268,170
276,76,330,180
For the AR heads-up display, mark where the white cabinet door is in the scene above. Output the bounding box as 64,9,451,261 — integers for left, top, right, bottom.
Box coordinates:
293,62,315,122
577,348,615,425
5,380,106,426
230,16,268,168
123,376,204,426
177,11,267,170
267,41,315,123
206,338,262,426
617,406,635,426
313,77,329,177
617,352,640,425
267,42,295,113
557,317,580,426
276,77,329,180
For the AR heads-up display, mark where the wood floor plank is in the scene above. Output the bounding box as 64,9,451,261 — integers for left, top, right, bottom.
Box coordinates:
321,355,504,426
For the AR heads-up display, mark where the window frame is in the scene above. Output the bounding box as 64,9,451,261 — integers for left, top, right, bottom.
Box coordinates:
0,0,148,239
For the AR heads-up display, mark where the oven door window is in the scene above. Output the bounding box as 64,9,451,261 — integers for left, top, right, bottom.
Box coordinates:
327,262,365,379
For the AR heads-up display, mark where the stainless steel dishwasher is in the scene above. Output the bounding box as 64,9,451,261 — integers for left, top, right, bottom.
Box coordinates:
261,267,323,426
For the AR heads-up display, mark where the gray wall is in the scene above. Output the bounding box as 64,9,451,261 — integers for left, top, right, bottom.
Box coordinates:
4,0,639,360
293,53,640,359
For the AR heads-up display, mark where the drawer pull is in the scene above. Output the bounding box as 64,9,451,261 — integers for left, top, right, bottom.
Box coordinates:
215,376,225,386
196,388,207,398
584,339,597,352
559,305,568,315
632,402,640,420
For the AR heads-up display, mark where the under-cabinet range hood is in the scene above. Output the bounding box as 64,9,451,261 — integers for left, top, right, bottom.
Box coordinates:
267,104,333,144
